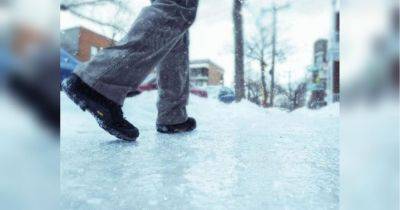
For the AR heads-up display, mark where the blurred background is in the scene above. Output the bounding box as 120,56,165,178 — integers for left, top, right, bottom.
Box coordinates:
340,0,399,209
0,0,398,209
0,0,59,210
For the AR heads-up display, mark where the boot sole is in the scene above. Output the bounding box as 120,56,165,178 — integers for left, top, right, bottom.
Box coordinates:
156,124,196,134
61,80,137,141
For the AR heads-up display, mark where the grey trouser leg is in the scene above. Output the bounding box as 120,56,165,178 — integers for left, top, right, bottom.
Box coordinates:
156,32,190,125
74,0,198,106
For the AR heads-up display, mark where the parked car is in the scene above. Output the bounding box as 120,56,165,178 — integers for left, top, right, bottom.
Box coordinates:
190,88,208,98
218,87,235,103
60,49,79,81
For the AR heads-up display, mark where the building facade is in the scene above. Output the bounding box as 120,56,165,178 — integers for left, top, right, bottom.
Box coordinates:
61,26,115,62
189,59,224,88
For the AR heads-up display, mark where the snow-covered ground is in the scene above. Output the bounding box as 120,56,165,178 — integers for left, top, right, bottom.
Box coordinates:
61,91,339,210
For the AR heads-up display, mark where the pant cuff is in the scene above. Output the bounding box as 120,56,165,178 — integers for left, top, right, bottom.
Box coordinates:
157,114,188,125
75,71,129,105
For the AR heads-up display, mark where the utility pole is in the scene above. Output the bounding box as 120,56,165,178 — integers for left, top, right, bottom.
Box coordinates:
268,1,290,106
233,0,245,102
269,4,277,107
260,52,268,107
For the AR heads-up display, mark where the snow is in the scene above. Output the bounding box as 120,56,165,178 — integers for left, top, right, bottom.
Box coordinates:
61,91,339,210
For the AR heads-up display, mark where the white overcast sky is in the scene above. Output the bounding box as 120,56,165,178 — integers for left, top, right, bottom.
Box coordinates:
61,0,333,86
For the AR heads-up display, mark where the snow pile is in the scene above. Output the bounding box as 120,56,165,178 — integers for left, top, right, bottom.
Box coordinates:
61,91,339,210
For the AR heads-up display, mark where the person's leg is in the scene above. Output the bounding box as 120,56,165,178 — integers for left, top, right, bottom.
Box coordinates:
74,0,198,105
156,32,190,125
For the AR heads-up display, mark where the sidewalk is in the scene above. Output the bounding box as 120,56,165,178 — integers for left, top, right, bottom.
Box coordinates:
61,91,339,210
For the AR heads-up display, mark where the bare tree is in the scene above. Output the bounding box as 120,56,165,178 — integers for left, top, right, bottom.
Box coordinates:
285,71,307,111
245,3,288,107
60,0,133,38
263,1,290,106
285,83,307,111
246,79,261,105
233,0,245,102
245,24,271,107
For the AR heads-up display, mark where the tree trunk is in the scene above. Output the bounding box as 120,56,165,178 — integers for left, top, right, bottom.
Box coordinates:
260,60,268,107
233,0,245,102
269,6,277,106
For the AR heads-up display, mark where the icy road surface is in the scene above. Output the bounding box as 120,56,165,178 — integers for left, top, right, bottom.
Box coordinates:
61,91,339,210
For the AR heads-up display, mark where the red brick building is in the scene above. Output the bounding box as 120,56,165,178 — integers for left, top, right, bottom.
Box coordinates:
61,26,115,62
189,59,224,87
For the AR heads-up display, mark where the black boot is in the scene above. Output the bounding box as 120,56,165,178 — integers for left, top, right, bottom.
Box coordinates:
61,74,139,141
156,117,196,134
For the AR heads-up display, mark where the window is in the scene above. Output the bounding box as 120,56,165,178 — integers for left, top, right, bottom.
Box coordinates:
91,46,100,58
201,68,208,77
190,68,208,78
